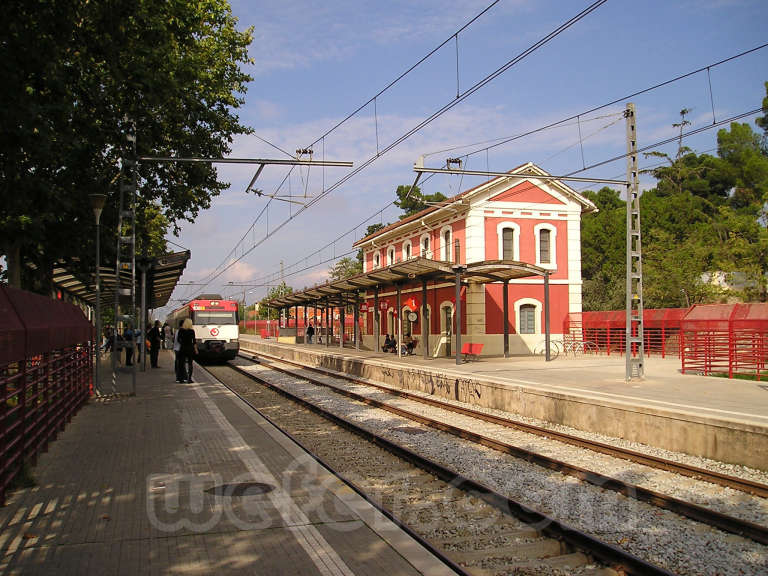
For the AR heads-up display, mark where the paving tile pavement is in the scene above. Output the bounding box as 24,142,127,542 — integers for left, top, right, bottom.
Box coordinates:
0,351,453,576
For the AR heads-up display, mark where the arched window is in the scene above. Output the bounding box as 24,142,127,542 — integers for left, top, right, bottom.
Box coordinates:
496,222,520,260
403,239,413,260
373,251,381,269
534,223,557,268
440,226,452,261
387,245,395,265
420,234,431,259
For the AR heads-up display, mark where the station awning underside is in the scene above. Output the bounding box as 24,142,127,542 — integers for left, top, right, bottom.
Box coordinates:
268,258,548,308
52,250,190,310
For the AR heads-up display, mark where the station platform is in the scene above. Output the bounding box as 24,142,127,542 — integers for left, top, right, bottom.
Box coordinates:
241,335,768,471
0,350,455,576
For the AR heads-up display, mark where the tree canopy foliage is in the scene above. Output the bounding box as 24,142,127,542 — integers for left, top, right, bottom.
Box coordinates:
581,87,768,308
1,0,253,292
328,256,362,281
256,281,293,319
394,185,447,219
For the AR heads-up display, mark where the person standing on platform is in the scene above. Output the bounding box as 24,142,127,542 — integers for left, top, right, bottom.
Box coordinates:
123,327,134,365
148,320,162,368
173,319,184,382
306,323,315,344
178,318,197,383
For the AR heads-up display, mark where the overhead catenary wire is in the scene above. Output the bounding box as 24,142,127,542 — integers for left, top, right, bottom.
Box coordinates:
189,1,611,294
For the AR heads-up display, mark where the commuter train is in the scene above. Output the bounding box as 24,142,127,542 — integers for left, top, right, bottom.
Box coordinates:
166,294,239,362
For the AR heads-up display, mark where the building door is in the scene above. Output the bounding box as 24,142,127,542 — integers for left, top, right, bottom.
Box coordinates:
442,306,452,357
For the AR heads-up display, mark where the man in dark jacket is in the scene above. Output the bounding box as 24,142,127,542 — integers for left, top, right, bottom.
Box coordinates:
148,320,162,368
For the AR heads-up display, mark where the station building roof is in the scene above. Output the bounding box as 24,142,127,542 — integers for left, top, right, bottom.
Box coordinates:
267,257,548,308
52,250,190,310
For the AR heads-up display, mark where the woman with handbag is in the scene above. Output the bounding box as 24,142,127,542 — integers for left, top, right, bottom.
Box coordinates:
178,318,197,383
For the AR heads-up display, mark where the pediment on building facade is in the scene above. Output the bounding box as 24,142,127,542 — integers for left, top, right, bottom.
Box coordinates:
486,181,566,205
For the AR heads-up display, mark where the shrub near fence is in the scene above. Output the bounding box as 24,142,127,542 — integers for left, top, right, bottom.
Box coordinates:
0,285,93,501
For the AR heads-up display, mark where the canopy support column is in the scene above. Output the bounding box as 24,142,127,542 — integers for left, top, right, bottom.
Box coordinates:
354,294,360,350
374,286,380,352
325,300,330,348
396,284,402,358
503,279,510,358
422,279,429,360
339,303,345,350
544,271,551,361
453,265,465,365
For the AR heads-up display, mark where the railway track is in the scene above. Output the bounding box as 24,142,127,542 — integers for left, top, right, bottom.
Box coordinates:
247,349,768,499
206,361,672,576
239,351,768,547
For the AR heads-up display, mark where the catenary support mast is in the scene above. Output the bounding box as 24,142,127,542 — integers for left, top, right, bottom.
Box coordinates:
625,103,645,380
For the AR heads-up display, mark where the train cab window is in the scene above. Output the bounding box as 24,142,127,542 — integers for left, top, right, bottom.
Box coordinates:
193,311,236,325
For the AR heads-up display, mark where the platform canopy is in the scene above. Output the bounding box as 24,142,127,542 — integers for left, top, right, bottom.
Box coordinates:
267,257,548,308
52,250,190,309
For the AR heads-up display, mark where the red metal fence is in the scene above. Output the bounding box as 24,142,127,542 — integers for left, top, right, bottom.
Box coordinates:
564,308,686,358
681,303,768,380
0,285,93,501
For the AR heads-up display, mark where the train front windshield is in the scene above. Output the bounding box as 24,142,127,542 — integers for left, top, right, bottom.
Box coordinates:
193,311,236,325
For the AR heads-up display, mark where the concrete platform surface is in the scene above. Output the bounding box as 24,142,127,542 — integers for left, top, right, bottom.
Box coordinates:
0,350,455,576
242,336,768,470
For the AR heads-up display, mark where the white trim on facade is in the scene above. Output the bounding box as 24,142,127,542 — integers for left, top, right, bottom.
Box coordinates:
386,245,396,266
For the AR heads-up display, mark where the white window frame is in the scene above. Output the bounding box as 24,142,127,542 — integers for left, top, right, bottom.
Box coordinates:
496,222,520,261
515,298,541,334
386,245,396,266
534,223,557,269
440,225,452,262
403,239,413,261
372,250,381,270
420,233,432,259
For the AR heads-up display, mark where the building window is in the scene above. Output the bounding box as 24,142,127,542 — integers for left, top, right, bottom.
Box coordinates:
496,222,520,261
373,252,381,269
519,304,536,334
403,240,412,260
440,226,452,261
502,228,515,260
387,246,395,265
421,234,431,259
539,229,550,264
534,223,557,268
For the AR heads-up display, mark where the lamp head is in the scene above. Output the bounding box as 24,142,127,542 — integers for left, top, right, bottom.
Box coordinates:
89,194,107,223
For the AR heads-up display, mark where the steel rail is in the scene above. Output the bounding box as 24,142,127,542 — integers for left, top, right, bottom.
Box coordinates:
247,348,768,499
244,351,768,545
198,365,472,576
225,361,674,576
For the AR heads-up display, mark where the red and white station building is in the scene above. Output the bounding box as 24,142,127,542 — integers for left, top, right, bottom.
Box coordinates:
270,163,596,359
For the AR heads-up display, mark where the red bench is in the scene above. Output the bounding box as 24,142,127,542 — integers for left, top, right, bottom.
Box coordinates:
461,342,484,361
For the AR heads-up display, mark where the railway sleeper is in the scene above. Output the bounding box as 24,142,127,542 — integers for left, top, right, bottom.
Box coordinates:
471,553,615,576
439,526,541,547
454,538,568,563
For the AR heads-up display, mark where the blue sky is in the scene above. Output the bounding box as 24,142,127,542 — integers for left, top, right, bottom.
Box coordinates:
160,0,768,316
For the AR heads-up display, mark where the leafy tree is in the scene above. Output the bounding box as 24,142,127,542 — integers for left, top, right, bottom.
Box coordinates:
357,222,386,265
580,188,626,310
257,282,293,319
394,185,447,219
329,256,362,281
1,0,253,292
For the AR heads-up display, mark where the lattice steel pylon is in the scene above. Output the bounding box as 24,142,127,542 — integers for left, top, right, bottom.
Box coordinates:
625,103,644,380
112,120,138,395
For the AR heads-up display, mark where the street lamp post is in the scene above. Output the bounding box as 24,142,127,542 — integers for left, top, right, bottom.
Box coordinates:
89,193,107,395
